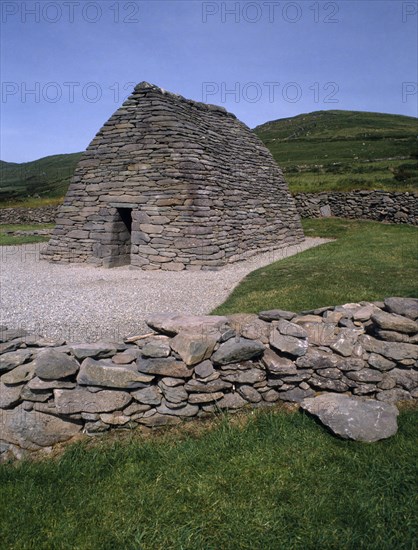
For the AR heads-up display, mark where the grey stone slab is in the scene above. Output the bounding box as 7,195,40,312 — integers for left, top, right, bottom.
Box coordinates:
70,343,117,360
0,350,33,374
131,386,162,406
222,367,265,384
300,394,399,442
371,310,418,334
384,297,418,320
34,349,80,380
278,387,314,403
359,335,417,361
1,362,35,385
0,382,21,409
54,388,131,414
262,348,297,375
136,357,193,378
170,331,218,366
145,313,228,335
77,357,154,389
1,405,82,450
259,309,296,321
269,329,308,357
212,338,265,365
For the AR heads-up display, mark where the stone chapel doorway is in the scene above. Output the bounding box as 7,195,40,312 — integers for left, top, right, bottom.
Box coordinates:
110,206,132,267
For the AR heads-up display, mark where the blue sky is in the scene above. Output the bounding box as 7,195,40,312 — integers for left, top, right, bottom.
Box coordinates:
1,0,417,162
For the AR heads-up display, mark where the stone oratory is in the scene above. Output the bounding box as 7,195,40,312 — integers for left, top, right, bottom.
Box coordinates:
42,82,304,270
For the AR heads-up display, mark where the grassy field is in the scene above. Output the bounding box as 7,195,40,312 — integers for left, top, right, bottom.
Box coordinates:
213,218,418,315
254,110,418,193
0,224,54,246
0,196,64,209
0,406,417,549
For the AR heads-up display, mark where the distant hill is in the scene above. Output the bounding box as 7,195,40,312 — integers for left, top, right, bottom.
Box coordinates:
0,153,82,203
0,110,416,205
253,110,418,193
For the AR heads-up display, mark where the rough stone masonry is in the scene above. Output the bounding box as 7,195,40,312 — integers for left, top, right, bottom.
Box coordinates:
1,297,417,460
41,82,304,270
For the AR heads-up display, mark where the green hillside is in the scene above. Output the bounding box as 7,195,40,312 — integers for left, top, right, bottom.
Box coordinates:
254,110,418,193
0,153,82,204
0,110,416,206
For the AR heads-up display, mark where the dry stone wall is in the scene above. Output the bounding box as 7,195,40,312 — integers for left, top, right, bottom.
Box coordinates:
41,82,303,270
1,297,417,460
2,190,416,231
295,191,418,225
0,206,57,225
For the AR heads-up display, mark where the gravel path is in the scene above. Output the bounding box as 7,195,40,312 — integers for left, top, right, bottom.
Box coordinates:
0,238,331,342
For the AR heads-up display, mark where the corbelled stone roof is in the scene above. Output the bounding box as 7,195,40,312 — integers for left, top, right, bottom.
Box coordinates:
42,82,304,269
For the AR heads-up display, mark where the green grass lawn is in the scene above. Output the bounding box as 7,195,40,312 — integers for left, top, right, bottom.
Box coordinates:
1,407,417,549
0,224,54,245
0,196,63,209
213,219,418,315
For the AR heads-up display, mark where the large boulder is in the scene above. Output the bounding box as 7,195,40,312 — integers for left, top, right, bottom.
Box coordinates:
300,394,399,442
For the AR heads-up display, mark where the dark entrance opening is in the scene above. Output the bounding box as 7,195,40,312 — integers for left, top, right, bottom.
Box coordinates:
104,207,132,267
117,208,132,234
